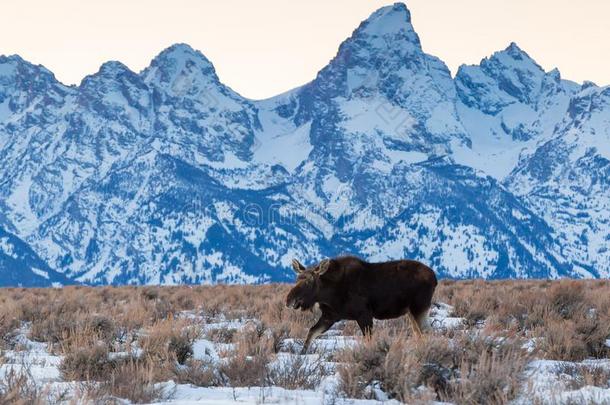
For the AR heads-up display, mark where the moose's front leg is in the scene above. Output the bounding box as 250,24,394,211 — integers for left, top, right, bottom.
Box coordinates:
301,314,335,355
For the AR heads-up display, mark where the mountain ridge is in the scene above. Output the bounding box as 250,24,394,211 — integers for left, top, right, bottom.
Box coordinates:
0,2,608,286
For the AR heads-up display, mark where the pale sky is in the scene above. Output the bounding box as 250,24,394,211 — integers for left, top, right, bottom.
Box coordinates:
1,0,609,99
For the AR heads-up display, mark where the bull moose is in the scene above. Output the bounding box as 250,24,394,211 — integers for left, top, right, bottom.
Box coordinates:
286,255,437,354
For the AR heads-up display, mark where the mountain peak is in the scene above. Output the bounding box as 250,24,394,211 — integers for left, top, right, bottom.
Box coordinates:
79,60,142,96
489,42,543,72
502,42,539,64
505,42,525,56
90,61,137,81
80,60,142,90
0,54,56,80
99,60,131,73
581,80,598,89
362,3,412,32
147,43,215,73
142,43,219,91
0,54,24,65
154,43,210,62
0,54,61,97
355,2,419,43
325,2,422,73
455,43,548,111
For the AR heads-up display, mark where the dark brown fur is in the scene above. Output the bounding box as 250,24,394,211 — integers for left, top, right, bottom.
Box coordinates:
286,256,437,354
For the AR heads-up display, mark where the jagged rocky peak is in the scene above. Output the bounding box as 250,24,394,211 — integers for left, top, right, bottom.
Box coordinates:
484,42,545,81
0,54,68,115
455,42,550,113
78,60,150,114
141,43,219,95
355,2,420,44
546,67,561,82
0,54,55,79
581,80,598,90
95,60,135,77
502,42,538,62
80,60,142,88
0,55,21,79
0,54,61,92
306,2,446,103
334,2,422,66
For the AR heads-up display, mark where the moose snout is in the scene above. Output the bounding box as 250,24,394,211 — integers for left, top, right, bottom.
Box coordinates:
286,294,300,309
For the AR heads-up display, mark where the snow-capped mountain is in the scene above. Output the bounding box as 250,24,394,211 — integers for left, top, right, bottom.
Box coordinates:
0,3,608,286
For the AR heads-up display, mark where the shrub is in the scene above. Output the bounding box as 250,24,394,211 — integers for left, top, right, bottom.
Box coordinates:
337,331,530,404
88,315,116,342
173,359,220,387
169,333,194,365
268,355,326,390
205,327,236,344
549,282,586,319
152,297,175,321
219,351,269,387
218,324,274,387
556,363,610,390
266,321,291,354
336,331,392,399
0,365,45,405
141,287,160,301
139,319,197,366
59,344,117,381
0,301,19,349
447,335,529,405
61,346,168,403
29,307,117,355
537,312,610,361
99,357,166,403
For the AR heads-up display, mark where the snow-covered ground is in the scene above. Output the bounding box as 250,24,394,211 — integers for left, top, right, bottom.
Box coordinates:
516,359,610,404
2,301,608,404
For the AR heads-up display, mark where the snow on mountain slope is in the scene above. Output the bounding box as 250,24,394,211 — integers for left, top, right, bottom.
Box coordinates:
0,3,608,284
0,225,72,286
506,84,610,278
345,161,570,279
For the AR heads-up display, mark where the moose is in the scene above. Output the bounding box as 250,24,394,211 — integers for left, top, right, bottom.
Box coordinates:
286,255,437,354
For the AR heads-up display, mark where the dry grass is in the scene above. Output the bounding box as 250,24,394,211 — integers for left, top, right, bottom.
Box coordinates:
139,318,199,366
0,366,46,405
267,355,327,390
0,280,608,403
217,323,274,387
556,363,610,390
336,329,530,404
99,357,167,403
437,279,610,361
59,343,118,381
0,298,19,350
173,358,220,387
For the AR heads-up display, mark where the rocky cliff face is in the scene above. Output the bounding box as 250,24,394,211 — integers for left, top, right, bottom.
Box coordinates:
0,3,608,285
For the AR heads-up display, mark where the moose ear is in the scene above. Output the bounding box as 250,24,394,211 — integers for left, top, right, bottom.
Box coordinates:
317,259,331,275
292,259,305,274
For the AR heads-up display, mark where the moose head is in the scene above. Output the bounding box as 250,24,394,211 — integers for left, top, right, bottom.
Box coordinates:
285,258,332,311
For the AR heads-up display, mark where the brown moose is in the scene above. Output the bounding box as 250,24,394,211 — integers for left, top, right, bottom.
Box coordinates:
286,255,437,354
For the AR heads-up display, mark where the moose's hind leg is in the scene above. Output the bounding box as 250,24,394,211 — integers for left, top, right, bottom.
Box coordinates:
356,315,373,336
406,310,423,338
414,306,431,333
